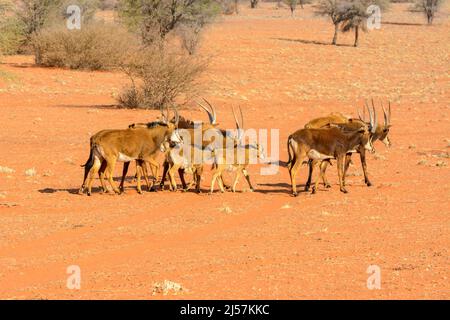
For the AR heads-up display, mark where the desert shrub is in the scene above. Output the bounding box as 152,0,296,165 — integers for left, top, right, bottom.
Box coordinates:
32,23,138,70
0,2,27,55
118,47,207,109
1,0,100,54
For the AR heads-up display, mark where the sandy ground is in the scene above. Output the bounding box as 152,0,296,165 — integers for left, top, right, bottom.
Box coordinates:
0,3,449,299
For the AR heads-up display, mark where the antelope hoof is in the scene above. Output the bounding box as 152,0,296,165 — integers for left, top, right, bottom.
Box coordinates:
366,181,372,187
87,191,91,196
292,192,298,197
304,185,310,191
249,188,254,192
324,183,331,188
340,188,348,194
311,187,316,194
78,188,84,195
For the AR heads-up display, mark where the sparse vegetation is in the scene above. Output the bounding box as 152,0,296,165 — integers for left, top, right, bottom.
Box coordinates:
118,0,220,47
413,0,445,24
32,23,138,69
285,0,299,15
315,0,389,46
118,47,207,109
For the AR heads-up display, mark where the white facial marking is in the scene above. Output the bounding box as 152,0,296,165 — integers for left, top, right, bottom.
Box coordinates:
364,140,373,151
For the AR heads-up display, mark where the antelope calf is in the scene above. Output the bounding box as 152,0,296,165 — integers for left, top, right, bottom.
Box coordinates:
160,140,208,193
210,106,265,193
210,143,265,193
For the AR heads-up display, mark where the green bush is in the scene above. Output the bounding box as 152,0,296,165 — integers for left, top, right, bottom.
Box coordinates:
0,17,26,55
32,23,138,70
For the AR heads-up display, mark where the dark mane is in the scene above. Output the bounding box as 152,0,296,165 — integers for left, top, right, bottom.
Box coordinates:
146,121,168,128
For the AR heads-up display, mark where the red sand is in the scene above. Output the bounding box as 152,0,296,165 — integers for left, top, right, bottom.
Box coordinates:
0,4,448,299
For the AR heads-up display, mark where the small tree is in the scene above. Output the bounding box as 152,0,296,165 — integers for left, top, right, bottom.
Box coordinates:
340,0,388,47
119,0,219,46
316,0,388,47
414,0,444,24
285,0,299,16
315,0,344,45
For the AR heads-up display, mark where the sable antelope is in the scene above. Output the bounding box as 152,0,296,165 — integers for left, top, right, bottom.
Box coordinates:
159,98,220,190
304,112,349,129
287,114,376,196
160,139,208,193
305,100,390,190
79,108,179,195
79,107,171,194
160,99,239,192
210,106,265,193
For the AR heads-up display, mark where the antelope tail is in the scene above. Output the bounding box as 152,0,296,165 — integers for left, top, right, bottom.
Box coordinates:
287,136,293,169
81,144,95,169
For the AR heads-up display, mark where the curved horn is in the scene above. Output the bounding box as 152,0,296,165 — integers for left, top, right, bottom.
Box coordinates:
357,106,364,121
172,106,179,127
388,101,391,126
197,101,214,125
202,98,216,125
381,101,388,127
239,105,244,131
370,99,377,134
232,105,243,143
160,105,167,123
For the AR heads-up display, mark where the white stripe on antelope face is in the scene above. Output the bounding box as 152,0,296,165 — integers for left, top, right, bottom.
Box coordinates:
364,140,374,152
170,130,183,144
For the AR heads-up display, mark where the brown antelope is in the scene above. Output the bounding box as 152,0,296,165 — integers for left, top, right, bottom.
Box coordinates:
79,108,179,195
160,139,207,193
79,107,171,194
287,113,376,196
159,98,220,190
305,100,391,190
160,99,239,192
210,106,265,193
304,112,349,129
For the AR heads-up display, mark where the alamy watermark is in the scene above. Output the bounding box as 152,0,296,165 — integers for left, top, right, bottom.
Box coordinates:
66,265,81,290
66,5,81,30
366,265,381,290
367,5,382,30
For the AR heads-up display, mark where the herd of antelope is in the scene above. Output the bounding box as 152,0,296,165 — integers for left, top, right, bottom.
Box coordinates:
78,99,392,197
